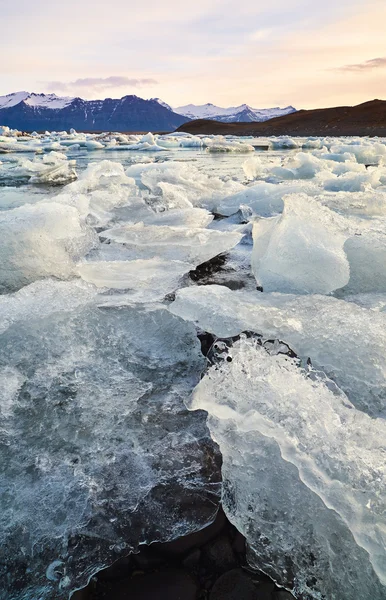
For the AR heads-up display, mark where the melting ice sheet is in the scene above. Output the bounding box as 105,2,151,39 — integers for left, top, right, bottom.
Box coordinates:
170,285,386,417
0,282,221,600
169,285,386,597
189,335,386,599
1,132,386,600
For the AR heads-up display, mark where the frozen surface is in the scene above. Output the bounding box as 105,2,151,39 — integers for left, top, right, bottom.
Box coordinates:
0,285,221,600
344,292,386,311
1,132,386,600
77,258,191,300
102,223,243,267
216,181,320,217
141,207,214,228
0,152,77,185
125,161,244,211
0,202,97,292
251,194,350,294
170,285,386,417
190,335,386,599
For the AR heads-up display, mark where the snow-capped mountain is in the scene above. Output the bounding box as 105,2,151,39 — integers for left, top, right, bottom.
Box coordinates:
0,92,74,110
0,91,297,131
151,98,173,112
173,102,297,123
0,92,187,132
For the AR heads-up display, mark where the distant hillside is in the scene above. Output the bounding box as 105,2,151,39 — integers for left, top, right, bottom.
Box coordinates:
176,100,386,136
173,102,296,123
0,92,188,132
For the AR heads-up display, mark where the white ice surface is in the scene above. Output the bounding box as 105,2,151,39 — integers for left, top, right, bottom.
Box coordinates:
169,285,386,417
102,223,243,267
0,202,97,292
77,258,191,300
251,194,350,294
190,335,386,599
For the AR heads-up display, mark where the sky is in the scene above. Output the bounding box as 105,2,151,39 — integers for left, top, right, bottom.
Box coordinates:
1,0,386,109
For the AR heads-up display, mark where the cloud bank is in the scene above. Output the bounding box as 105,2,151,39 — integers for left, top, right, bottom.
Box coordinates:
337,57,386,72
45,76,158,93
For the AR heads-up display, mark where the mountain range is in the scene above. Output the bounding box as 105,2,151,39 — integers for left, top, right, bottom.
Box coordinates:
172,102,296,123
0,93,187,133
177,99,386,137
0,92,297,132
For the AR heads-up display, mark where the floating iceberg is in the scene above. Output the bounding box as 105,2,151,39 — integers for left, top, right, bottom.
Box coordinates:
0,202,97,292
125,161,244,211
190,335,386,599
55,160,140,225
270,137,300,150
77,257,191,300
102,222,243,266
329,141,386,165
342,233,386,294
206,139,254,153
0,151,77,185
216,181,320,217
117,132,166,152
242,156,264,180
269,152,328,180
251,194,350,294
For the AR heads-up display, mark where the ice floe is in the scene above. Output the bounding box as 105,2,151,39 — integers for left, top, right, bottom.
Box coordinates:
0,202,97,292
102,222,243,266
251,193,350,294
190,334,386,599
1,129,386,600
0,284,220,599
0,151,77,184
170,285,386,417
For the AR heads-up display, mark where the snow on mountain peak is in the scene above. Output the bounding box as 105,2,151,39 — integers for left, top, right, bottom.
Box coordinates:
152,98,173,112
0,92,30,109
0,91,297,124
173,102,297,122
0,92,74,110
25,93,74,109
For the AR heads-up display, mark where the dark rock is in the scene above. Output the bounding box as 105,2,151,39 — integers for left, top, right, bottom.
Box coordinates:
94,556,132,581
273,591,295,600
189,254,228,283
132,547,166,570
105,568,198,600
231,531,246,555
151,507,226,557
197,330,216,357
202,534,237,573
210,568,258,600
71,588,90,600
183,548,202,570
254,580,276,600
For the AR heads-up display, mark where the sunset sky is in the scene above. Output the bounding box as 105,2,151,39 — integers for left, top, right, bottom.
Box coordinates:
1,0,386,109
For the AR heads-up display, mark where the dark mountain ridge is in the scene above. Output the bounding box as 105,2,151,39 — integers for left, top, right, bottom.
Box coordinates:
0,94,188,132
176,100,386,136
